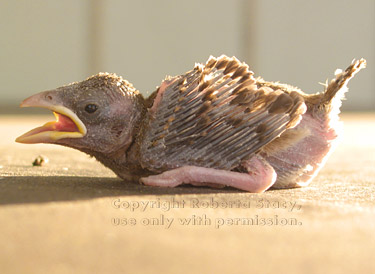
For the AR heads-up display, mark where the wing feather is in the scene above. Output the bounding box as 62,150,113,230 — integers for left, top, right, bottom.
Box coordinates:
139,55,306,172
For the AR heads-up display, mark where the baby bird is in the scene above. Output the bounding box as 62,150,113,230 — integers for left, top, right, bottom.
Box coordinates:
16,56,366,192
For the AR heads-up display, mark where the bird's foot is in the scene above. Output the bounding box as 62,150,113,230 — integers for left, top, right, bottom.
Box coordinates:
140,155,276,193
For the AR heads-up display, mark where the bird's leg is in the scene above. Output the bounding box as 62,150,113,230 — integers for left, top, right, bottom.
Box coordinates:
140,155,276,193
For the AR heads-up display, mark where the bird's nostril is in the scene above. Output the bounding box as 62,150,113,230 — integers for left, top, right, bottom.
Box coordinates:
46,95,53,100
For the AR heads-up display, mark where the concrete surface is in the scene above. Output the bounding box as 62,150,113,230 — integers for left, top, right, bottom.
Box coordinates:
1,113,375,274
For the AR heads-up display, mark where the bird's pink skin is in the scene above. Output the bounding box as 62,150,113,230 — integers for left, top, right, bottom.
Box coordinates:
140,155,277,193
149,79,177,115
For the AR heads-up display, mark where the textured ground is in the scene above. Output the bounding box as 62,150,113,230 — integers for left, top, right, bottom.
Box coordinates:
1,113,375,274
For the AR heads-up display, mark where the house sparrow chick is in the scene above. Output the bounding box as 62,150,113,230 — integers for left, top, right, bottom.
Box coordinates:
16,56,366,192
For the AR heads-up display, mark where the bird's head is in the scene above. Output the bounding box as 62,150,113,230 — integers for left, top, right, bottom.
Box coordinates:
16,73,144,156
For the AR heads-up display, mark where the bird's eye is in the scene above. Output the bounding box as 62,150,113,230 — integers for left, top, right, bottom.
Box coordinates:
85,104,98,113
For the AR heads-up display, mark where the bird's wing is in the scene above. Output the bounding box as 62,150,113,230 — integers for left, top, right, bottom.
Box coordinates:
139,55,306,172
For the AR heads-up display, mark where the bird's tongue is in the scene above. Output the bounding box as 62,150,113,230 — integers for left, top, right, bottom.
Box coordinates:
53,112,80,132
16,112,84,144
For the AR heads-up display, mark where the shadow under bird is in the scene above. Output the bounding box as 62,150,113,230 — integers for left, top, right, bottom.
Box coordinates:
16,56,366,192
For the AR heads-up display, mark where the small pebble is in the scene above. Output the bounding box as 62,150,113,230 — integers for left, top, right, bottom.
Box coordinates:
62,167,69,171
32,155,49,166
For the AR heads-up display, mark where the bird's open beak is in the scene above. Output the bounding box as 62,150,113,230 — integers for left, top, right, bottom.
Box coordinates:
15,92,87,144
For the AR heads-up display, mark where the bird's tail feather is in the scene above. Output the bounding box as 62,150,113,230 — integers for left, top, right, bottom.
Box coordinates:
321,58,366,105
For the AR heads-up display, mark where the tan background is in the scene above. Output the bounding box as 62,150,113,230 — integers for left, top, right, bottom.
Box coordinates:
1,0,374,111
1,114,375,273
